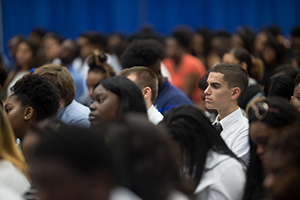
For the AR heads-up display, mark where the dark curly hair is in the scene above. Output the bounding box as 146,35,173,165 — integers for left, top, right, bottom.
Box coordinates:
11,74,60,121
121,39,164,69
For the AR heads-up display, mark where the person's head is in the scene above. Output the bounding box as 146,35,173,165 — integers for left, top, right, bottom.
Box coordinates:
4,74,60,140
210,30,232,58
165,28,192,59
0,107,28,179
28,27,46,46
34,64,75,107
29,126,115,200
89,76,147,126
42,33,64,62
76,31,107,60
119,66,158,106
204,63,248,114
290,73,300,112
222,47,254,78
231,26,255,54
0,63,7,94
120,39,164,84
290,25,300,57
106,114,191,200
57,39,80,66
87,49,115,98
271,64,300,80
248,97,300,160
263,123,300,200
15,39,38,70
191,28,211,57
264,74,294,101
160,106,239,188
262,36,290,68
7,35,25,59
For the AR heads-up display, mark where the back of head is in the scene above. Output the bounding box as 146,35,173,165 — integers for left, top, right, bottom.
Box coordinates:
80,31,107,50
12,74,60,121
121,39,164,69
34,64,75,106
210,63,249,97
229,47,253,74
31,126,115,200
106,114,189,200
33,126,113,174
271,64,300,80
264,74,294,101
96,76,147,115
248,97,300,128
172,28,192,50
119,66,158,103
87,49,115,77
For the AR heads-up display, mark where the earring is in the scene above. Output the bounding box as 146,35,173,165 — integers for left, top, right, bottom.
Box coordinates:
24,116,28,119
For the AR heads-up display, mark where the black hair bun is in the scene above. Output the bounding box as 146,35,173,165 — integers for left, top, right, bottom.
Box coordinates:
99,53,107,62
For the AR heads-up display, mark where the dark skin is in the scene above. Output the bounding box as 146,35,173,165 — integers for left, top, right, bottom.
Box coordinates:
57,39,78,66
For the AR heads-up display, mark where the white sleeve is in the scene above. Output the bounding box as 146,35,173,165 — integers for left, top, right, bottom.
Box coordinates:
206,162,246,200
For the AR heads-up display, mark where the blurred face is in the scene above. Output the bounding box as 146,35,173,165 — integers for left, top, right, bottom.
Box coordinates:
29,160,110,200
204,72,232,112
249,121,278,160
231,34,244,48
86,71,106,99
43,38,60,62
191,34,204,55
16,42,33,69
4,95,27,140
57,40,76,65
290,84,300,112
290,37,300,57
76,36,95,60
263,151,300,200
255,32,268,55
262,46,276,64
89,84,121,125
165,37,179,58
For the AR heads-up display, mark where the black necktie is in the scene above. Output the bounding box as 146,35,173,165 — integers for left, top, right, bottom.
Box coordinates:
213,123,223,134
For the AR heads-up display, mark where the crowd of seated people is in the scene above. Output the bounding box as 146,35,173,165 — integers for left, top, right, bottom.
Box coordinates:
1,24,300,200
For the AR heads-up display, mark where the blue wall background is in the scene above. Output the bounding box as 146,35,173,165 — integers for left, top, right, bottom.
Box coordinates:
2,0,300,58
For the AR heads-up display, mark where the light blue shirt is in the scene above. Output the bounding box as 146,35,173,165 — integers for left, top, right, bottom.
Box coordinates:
57,100,90,128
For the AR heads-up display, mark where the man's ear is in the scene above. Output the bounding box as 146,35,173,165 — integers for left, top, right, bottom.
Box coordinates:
24,106,34,121
231,87,241,100
142,87,152,100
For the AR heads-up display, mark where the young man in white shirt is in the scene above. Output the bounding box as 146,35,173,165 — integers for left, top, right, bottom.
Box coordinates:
204,63,250,162
119,66,163,125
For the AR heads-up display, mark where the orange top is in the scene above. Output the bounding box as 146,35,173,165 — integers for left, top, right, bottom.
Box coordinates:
163,53,206,102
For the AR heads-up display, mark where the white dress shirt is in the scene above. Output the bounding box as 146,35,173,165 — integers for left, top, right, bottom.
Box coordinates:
147,105,164,125
213,108,250,163
194,150,246,200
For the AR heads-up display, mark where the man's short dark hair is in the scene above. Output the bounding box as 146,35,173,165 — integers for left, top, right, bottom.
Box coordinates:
210,63,249,97
121,39,164,69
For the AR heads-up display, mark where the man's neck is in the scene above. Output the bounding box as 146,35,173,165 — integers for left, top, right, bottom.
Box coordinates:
217,104,239,121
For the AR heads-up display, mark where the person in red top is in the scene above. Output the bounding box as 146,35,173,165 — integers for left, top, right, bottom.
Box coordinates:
163,29,206,103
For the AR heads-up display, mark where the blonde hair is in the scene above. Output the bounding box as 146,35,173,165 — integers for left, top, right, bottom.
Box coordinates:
0,107,29,179
34,64,75,106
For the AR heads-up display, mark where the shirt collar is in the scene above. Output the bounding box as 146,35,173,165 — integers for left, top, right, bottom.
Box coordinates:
56,106,66,119
213,108,243,131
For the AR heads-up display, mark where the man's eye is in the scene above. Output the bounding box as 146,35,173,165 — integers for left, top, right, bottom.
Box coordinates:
5,108,11,113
